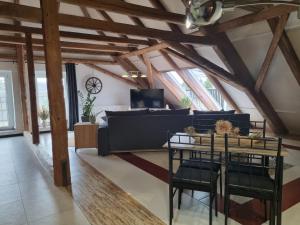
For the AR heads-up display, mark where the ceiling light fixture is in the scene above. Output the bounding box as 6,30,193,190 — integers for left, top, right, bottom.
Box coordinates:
186,0,223,29
122,71,147,79
186,0,300,29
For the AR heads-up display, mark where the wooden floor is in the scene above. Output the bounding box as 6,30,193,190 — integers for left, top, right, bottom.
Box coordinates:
67,150,165,225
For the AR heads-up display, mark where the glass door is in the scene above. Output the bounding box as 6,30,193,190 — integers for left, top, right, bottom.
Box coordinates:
0,72,15,130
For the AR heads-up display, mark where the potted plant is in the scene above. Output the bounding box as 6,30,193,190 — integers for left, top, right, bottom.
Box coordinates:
89,111,103,124
38,106,49,128
180,96,192,108
78,91,96,122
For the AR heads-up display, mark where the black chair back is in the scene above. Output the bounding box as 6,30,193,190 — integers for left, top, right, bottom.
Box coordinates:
168,132,217,185
224,134,283,191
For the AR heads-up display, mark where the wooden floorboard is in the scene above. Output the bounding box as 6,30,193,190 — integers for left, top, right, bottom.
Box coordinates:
67,150,166,225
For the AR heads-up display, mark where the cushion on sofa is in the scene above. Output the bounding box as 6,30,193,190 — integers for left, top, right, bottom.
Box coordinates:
149,108,190,115
193,110,235,115
105,109,149,117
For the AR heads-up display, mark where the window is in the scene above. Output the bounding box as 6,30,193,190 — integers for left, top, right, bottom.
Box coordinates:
0,71,15,130
165,71,207,110
187,68,230,110
35,71,68,128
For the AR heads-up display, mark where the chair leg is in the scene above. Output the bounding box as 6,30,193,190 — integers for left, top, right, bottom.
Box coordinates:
224,191,229,225
178,188,182,209
169,184,173,225
209,192,213,225
219,171,223,198
270,200,275,225
264,200,268,221
277,197,282,225
191,190,194,197
215,187,218,217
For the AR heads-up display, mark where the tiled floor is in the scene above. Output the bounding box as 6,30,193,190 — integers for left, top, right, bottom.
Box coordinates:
0,136,90,225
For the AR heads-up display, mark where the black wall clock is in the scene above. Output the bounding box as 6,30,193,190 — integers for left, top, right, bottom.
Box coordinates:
85,77,103,94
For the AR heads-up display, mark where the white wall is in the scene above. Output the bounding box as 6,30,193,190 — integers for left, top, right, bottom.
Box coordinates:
75,64,137,121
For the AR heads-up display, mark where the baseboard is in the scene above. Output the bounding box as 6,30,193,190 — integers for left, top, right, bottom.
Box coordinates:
0,132,24,138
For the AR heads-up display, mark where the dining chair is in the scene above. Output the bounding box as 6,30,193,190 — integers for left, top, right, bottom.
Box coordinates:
168,133,219,225
223,134,283,225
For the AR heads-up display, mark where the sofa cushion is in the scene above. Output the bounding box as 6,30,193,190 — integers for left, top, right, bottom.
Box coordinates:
150,108,190,115
193,110,235,115
105,109,149,117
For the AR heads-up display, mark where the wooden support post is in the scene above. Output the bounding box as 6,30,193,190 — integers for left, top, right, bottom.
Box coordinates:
25,33,39,144
40,0,71,186
16,45,29,131
255,14,289,92
142,54,154,88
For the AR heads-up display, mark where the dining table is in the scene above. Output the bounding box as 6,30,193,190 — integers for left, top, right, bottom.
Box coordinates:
163,132,289,225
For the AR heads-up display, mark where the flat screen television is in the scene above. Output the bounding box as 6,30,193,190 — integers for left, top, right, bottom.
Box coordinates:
130,89,164,108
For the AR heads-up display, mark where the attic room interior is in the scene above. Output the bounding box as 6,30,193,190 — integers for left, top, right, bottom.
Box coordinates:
0,0,300,225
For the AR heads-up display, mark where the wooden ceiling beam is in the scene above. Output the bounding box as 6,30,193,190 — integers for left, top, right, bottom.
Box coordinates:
35,57,115,65
196,5,297,35
268,17,300,86
41,48,118,57
84,63,140,88
120,43,169,59
60,41,131,52
60,0,185,25
255,14,289,92
78,7,148,89
0,34,131,52
0,2,211,44
0,23,151,46
213,33,288,134
0,53,117,65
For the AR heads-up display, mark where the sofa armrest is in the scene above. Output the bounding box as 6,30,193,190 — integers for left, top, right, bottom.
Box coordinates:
98,125,110,156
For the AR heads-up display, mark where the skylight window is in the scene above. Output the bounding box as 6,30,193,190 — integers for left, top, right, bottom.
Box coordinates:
165,71,207,110
187,68,230,110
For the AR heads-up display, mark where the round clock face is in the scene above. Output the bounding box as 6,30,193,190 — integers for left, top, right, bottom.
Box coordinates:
85,77,103,94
